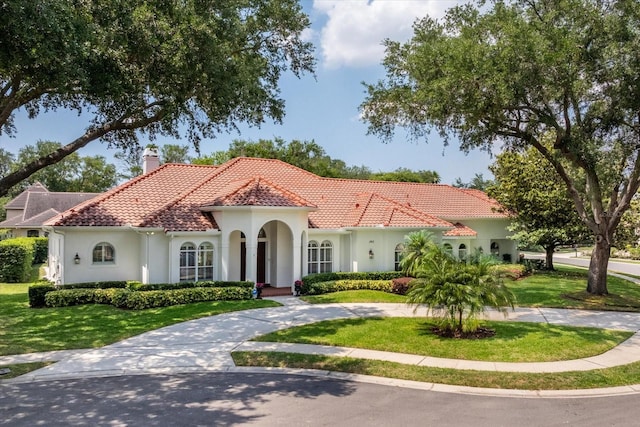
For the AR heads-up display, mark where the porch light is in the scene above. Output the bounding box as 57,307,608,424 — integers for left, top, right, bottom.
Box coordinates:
369,249,374,259
74,253,81,264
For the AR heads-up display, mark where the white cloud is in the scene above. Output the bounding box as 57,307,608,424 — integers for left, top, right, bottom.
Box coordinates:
313,0,456,69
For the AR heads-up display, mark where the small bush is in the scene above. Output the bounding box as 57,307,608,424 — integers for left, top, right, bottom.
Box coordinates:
131,280,253,291
304,280,393,295
301,272,403,294
391,277,414,295
114,286,251,310
45,289,97,307
28,282,56,308
59,281,128,290
490,264,527,280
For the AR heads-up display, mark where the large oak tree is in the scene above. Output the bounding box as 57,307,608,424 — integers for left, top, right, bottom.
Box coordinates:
361,0,640,294
0,0,314,196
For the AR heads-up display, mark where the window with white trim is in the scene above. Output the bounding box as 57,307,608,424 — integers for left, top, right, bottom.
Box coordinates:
180,242,214,281
92,242,115,264
394,243,404,271
319,240,333,273
308,240,319,274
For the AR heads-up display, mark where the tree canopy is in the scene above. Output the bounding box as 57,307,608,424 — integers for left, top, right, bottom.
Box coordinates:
487,146,589,269
0,0,315,196
361,0,640,294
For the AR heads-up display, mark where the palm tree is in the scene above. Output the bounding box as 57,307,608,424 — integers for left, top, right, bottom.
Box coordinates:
406,243,516,335
398,230,437,277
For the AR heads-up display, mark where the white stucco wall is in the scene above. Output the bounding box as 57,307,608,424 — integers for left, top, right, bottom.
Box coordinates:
445,218,517,262
57,228,141,284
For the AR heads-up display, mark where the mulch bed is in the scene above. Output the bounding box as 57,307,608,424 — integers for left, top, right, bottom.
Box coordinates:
431,326,496,339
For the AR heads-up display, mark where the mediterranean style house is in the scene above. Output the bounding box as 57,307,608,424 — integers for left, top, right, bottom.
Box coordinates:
44,150,517,290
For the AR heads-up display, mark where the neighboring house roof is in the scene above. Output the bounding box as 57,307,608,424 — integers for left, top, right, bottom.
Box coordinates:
1,183,99,229
45,157,506,232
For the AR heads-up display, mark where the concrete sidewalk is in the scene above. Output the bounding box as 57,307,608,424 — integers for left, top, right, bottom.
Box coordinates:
4,299,640,397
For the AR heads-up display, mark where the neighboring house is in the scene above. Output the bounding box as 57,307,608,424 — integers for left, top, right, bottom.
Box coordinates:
44,150,517,289
0,182,98,239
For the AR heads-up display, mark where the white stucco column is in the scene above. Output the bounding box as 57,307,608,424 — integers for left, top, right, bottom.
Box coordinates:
220,232,230,281
293,232,302,284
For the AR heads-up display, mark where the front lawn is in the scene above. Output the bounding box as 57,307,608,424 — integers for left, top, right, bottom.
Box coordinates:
300,267,640,312
0,283,280,356
252,317,631,362
509,268,640,311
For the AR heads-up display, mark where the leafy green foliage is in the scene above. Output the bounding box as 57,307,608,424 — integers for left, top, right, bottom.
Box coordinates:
300,271,403,294
0,238,36,282
0,0,316,196
398,230,437,277
361,0,640,295
303,280,394,296
28,282,56,308
488,146,589,269
405,245,516,334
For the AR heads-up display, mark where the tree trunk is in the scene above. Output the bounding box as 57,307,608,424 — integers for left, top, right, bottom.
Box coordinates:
587,235,610,295
544,245,555,270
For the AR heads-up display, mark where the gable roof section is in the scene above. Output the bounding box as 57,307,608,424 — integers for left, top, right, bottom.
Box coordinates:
47,157,507,232
207,177,317,208
443,222,478,237
342,193,452,228
1,184,98,228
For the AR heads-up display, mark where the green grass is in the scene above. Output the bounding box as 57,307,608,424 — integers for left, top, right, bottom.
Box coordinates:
0,283,280,356
509,268,640,311
302,290,407,304
300,267,640,312
0,362,51,380
231,351,640,390
253,317,631,362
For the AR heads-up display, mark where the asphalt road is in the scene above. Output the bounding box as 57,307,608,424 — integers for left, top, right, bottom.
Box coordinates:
528,252,640,277
2,372,640,427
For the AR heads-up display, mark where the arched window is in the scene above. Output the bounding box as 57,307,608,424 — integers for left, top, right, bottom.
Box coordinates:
93,242,115,264
394,243,404,271
458,244,467,261
180,243,196,281
443,243,453,255
307,240,319,274
258,228,267,238
320,240,333,273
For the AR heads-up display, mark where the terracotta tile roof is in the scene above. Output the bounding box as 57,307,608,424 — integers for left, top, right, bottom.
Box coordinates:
47,157,508,232
443,222,478,237
207,177,317,208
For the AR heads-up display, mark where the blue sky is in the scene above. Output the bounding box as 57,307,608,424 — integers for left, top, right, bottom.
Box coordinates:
0,0,492,185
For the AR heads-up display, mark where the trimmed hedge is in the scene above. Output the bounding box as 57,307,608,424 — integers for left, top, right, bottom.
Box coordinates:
391,277,415,295
43,286,252,309
58,281,130,290
303,279,394,295
300,271,403,294
28,282,56,308
33,238,49,264
0,238,35,283
130,280,253,291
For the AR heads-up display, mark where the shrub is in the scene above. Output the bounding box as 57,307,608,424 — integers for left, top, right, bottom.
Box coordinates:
45,289,97,307
0,238,35,283
33,238,49,264
300,272,403,294
304,279,393,295
391,277,414,295
28,282,56,308
489,263,527,280
114,286,251,310
131,280,253,291
59,281,128,290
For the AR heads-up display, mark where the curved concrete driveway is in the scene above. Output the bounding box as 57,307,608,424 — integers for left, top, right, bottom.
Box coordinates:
5,299,640,398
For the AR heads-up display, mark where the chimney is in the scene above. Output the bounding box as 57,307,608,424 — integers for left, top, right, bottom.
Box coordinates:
142,146,160,174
